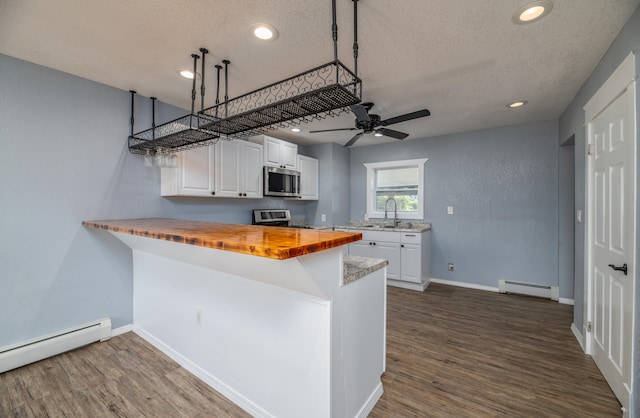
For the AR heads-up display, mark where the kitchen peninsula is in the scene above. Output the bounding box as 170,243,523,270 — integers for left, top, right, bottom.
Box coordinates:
83,218,387,418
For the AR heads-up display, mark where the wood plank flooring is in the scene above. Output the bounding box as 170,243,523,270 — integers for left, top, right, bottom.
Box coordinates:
0,283,621,417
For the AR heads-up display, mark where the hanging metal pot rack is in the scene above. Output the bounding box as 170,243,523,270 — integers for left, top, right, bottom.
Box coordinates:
127,0,362,155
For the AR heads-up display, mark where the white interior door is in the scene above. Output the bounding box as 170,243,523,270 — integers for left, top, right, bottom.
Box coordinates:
588,87,635,411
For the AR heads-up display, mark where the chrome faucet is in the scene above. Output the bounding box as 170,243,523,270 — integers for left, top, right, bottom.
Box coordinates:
384,197,399,228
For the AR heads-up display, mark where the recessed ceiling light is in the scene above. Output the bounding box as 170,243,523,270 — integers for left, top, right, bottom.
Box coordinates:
180,70,194,79
251,23,279,41
512,1,553,24
374,132,384,137
291,128,301,132
507,100,528,108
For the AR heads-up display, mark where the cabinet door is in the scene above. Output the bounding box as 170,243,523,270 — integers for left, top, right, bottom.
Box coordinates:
242,141,263,198
297,155,318,200
401,244,422,283
215,140,242,197
161,146,214,197
376,242,401,280
263,136,298,169
282,142,298,169
349,241,373,258
264,137,282,167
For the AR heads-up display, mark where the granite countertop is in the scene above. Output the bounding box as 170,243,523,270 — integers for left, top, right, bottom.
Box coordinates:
332,221,432,233
343,255,388,285
83,218,361,260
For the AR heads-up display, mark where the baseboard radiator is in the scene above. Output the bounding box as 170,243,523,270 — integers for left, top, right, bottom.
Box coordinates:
498,280,559,301
0,318,111,373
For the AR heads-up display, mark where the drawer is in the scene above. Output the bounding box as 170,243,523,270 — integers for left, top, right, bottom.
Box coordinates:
361,230,401,243
401,232,422,244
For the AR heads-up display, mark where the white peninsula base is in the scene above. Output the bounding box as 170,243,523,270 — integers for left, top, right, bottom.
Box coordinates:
111,232,386,418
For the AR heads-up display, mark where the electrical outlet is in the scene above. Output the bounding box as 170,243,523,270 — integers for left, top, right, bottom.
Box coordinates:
321,214,326,222
448,263,454,271
447,206,454,215
576,209,582,223
196,308,203,326
364,213,369,221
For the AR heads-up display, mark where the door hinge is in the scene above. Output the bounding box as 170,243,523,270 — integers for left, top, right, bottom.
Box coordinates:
587,144,595,156
587,321,592,333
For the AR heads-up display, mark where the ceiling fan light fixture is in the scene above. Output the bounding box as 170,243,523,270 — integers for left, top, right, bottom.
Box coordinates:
291,128,301,132
507,100,528,108
374,132,383,137
512,1,553,24
251,23,279,41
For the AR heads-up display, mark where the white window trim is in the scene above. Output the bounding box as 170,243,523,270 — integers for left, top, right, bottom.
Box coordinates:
364,158,428,220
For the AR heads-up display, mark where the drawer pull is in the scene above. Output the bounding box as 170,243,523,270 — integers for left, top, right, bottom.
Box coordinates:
404,234,416,237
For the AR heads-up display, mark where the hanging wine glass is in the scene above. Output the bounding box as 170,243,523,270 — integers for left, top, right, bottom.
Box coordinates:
144,149,153,167
154,148,165,167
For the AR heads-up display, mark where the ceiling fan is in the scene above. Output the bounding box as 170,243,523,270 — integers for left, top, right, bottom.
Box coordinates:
309,102,431,147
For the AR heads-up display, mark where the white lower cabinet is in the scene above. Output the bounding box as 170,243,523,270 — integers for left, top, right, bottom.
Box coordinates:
161,146,215,197
347,229,430,291
214,139,263,198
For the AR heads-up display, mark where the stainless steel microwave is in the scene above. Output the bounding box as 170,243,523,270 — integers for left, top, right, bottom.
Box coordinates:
264,166,301,197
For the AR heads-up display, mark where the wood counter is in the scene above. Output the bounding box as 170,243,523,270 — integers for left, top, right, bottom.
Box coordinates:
82,218,361,260
83,217,385,416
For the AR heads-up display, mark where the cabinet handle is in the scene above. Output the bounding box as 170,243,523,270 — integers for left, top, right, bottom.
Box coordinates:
401,244,404,248
404,234,416,237
244,193,247,197
369,242,372,245
238,193,242,196
211,191,215,196
372,242,376,245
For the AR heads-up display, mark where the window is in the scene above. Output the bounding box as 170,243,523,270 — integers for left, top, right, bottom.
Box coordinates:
364,158,428,220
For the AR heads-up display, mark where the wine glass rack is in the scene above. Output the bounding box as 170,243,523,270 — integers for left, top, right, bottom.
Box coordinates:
128,60,361,155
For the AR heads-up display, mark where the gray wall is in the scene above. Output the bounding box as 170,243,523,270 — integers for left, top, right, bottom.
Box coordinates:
558,138,575,303
0,54,310,347
349,121,561,292
304,142,350,226
558,4,639,415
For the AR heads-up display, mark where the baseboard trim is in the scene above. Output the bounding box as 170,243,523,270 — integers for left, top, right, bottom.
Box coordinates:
571,323,586,353
133,326,271,418
357,382,383,418
431,279,574,305
430,278,499,293
387,277,430,291
111,324,133,337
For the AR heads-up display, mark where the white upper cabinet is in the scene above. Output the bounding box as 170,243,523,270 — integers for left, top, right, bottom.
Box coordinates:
256,135,298,169
215,139,263,198
161,146,215,197
297,155,319,200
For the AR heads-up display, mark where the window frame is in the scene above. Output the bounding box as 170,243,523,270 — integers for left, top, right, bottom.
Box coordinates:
364,158,428,220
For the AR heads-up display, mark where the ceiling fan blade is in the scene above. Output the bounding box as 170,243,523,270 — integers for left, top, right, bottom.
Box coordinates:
376,128,409,140
309,127,358,133
343,132,364,147
349,104,371,123
380,109,431,126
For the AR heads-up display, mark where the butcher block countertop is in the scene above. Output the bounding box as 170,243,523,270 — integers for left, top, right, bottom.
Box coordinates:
82,218,362,260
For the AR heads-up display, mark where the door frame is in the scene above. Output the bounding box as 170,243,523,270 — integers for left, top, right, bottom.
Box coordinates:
583,52,636,409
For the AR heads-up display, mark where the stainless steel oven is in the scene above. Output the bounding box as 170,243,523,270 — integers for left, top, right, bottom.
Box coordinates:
252,209,312,228
264,166,301,197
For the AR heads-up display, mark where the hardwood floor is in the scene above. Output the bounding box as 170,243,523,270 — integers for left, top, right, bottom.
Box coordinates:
0,284,621,417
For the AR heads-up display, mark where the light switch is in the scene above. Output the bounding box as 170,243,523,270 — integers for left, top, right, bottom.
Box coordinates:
576,210,582,223
321,214,326,222
447,206,454,215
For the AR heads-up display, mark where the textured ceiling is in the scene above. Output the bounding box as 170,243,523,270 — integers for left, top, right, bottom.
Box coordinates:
1,0,638,147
